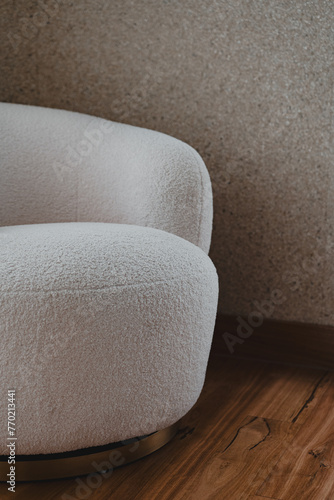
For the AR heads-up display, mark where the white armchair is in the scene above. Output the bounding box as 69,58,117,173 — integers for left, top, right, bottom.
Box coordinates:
0,103,218,480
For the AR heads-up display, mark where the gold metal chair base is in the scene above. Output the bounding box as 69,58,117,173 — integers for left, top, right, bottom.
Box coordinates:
0,422,179,482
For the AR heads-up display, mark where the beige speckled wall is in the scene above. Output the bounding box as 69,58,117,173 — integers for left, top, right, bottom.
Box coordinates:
1,0,333,325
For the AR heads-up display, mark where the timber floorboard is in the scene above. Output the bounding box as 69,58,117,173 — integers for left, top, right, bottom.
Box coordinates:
1,353,334,500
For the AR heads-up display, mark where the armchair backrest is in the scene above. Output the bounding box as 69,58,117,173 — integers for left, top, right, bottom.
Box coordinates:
0,103,213,253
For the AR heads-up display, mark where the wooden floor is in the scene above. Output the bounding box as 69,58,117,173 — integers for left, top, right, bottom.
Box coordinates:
2,353,334,500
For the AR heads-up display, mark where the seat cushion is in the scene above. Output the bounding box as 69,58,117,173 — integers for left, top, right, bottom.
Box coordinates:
0,222,218,454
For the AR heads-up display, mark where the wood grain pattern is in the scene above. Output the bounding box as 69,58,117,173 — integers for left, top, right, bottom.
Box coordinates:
212,314,334,370
0,354,333,499
257,372,334,500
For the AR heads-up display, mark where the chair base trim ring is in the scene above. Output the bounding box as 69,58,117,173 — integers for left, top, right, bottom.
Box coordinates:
0,421,179,482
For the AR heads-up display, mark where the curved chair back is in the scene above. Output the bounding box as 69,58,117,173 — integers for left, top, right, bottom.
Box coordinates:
0,103,213,253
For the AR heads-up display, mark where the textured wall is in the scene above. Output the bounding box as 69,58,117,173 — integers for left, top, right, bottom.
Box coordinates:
1,0,333,324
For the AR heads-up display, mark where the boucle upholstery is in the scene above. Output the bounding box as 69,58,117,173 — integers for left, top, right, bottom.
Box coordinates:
0,103,218,455
0,102,212,254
